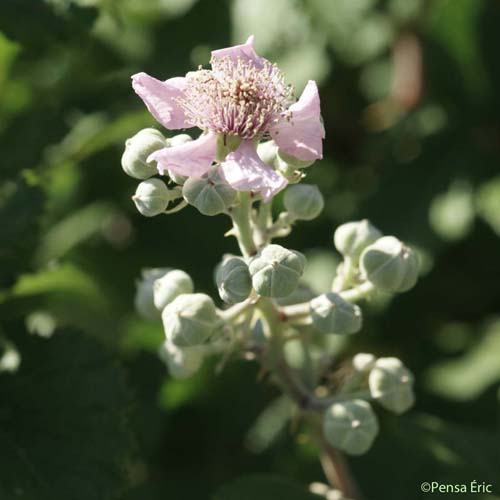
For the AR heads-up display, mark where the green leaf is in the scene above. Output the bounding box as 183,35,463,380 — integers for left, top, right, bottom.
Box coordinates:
0,177,44,288
425,318,500,400
213,475,320,500
0,329,133,500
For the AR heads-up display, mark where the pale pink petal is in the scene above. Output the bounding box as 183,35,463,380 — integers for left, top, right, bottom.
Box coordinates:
270,80,324,162
132,72,191,130
220,140,287,202
211,35,266,69
149,132,217,177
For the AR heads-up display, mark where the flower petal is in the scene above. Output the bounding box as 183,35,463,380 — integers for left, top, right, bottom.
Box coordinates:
220,140,287,202
149,132,217,177
132,72,190,130
211,35,266,69
270,80,324,162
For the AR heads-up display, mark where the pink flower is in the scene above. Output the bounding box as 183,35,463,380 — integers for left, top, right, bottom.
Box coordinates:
132,36,324,201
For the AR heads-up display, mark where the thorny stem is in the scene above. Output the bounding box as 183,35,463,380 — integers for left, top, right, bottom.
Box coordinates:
254,200,273,247
332,256,356,292
255,296,363,498
313,424,363,500
280,281,376,321
229,192,258,258
230,196,362,499
266,211,295,239
218,292,258,322
163,200,188,215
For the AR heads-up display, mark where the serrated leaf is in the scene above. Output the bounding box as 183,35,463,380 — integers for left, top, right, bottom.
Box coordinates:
213,475,320,500
0,329,133,500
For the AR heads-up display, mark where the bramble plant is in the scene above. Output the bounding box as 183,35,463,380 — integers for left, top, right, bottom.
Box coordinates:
123,36,419,499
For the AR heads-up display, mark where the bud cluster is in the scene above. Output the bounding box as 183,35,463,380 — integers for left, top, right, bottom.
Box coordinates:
322,354,415,455
123,42,422,495
125,122,419,462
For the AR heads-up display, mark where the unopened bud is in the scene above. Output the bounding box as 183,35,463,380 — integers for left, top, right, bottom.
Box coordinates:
183,170,237,216
284,184,324,221
276,148,315,170
122,128,166,179
134,268,171,320
360,236,419,292
369,357,415,414
257,140,278,167
249,244,306,298
216,257,252,304
160,340,204,379
162,293,217,347
168,133,193,147
133,179,171,217
324,399,379,456
334,220,382,260
310,293,362,334
352,353,376,372
154,269,194,311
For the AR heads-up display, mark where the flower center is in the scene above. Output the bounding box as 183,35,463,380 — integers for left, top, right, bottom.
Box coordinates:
179,56,294,139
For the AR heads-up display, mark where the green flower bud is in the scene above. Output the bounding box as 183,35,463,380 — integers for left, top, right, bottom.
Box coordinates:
284,184,324,221
121,128,166,179
133,178,171,217
167,133,193,147
182,170,237,216
153,269,194,311
161,340,204,379
369,357,415,414
276,148,315,169
168,169,187,185
310,292,362,334
334,219,382,260
324,400,379,456
134,268,171,321
161,134,193,184
249,244,306,298
360,236,419,292
216,257,252,304
257,140,278,167
352,353,376,372
162,293,217,347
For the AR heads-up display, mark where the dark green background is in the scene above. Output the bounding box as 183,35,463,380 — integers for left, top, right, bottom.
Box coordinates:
1,0,499,499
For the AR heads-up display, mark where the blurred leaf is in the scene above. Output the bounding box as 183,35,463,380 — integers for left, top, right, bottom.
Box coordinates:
44,110,152,167
0,0,98,53
120,317,164,353
309,0,394,65
213,475,320,500
231,0,329,88
0,177,44,288
0,329,133,500
36,201,117,264
427,0,488,96
302,250,338,294
425,318,500,400
476,176,500,236
245,396,293,454
352,413,500,500
429,180,474,241
11,264,119,339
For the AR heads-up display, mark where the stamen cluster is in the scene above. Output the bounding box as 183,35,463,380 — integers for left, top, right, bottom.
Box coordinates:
179,56,294,139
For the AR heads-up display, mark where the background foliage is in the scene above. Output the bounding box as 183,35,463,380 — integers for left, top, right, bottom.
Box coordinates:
1,0,499,499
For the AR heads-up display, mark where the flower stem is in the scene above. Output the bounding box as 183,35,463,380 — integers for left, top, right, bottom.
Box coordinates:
218,293,258,322
230,193,362,500
314,426,363,500
230,193,258,258
280,281,376,320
